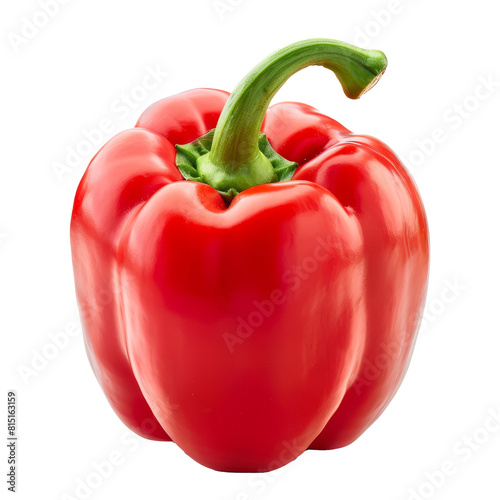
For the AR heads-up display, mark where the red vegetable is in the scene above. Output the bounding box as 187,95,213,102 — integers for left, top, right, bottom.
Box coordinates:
71,39,429,472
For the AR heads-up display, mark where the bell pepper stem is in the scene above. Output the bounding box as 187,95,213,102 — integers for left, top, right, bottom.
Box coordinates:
197,38,388,194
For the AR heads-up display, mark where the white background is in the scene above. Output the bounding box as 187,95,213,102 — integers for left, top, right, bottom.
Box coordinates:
1,0,499,499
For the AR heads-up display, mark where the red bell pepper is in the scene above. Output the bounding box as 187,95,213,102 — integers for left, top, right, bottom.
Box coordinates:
71,39,429,472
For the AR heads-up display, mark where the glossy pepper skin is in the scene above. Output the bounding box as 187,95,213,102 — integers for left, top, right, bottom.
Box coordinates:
71,39,429,472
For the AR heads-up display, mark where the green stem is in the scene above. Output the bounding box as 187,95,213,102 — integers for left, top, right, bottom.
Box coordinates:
197,38,387,194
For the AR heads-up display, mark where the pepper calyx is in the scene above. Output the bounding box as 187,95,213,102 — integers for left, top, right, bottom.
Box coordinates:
175,129,298,203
